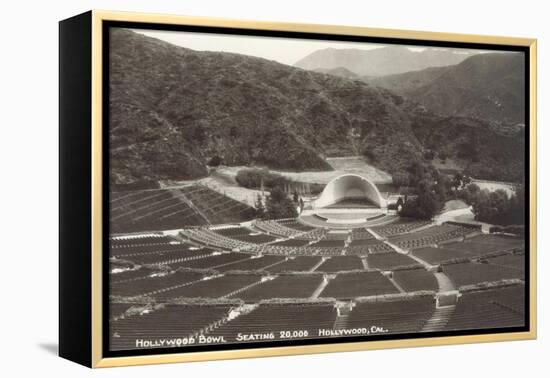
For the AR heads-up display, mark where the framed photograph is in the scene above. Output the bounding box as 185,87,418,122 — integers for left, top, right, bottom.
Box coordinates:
59,10,537,368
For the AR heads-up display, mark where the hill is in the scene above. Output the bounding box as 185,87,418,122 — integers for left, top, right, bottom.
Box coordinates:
365,66,451,96
109,29,525,185
294,46,476,76
109,29,424,185
406,53,525,126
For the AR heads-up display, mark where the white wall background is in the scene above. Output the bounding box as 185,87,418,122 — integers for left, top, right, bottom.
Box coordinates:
0,0,547,376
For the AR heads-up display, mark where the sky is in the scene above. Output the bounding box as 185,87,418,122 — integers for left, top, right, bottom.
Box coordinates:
132,28,465,66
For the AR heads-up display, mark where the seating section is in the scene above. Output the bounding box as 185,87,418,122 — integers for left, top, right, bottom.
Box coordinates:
179,186,256,225
392,269,439,292
182,228,254,250
310,239,346,248
442,262,525,287
110,304,233,350
483,253,525,272
315,256,364,272
208,303,337,342
389,224,476,250
320,272,399,298
351,228,375,240
234,275,323,301
152,274,262,300
110,271,204,297
212,227,277,244
253,220,303,237
412,246,476,265
444,286,525,331
366,253,419,270
113,246,215,266
371,218,431,237
348,297,435,334
347,242,395,255
265,256,322,273
277,219,316,232
271,239,311,247
216,255,285,272
110,186,254,233
110,235,174,249
168,252,249,270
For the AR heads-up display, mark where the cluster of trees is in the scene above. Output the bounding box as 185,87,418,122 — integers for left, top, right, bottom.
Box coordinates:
396,160,525,226
396,161,451,220
459,184,525,225
253,187,298,220
235,168,290,190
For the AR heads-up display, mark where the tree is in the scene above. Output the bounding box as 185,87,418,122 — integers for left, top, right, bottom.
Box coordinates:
470,186,525,225
253,193,265,218
264,187,298,219
399,190,443,220
207,155,222,167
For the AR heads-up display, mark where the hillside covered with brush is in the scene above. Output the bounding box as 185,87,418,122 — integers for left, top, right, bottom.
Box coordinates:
109,29,525,186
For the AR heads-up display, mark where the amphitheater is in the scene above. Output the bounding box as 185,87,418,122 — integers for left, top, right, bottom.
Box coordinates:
109,176,526,351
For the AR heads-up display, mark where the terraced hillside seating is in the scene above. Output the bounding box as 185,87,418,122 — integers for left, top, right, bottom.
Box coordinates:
389,224,476,250
216,255,285,273
464,234,525,248
253,220,302,237
371,218,431,237
320,272,399,298
113,246,215,265
233,275,323,301
271,239,311,247
351,228,375,240
208,303,337,342
348,296,435,334
212,227,252,236
110,241,197,257
443,261,525,287
315,246,346,256
392,268,439,292
110,187,255,233
110,266,162,282
412,246,477,265
179,186,255,224
182,228,254,250
265,256,323,273
212,226,277,244
349,238,382,247
295,228,327,240
152,274,262,300
444,286,525,331
110,189,207,233
277,219,316,232
110,235,174,248
110,304,233,350
325,231,350,240
347,242,395,255
483,253,525,272
366,252,419,270
168,252,250,270
310,239,346,248
443,235,524,257
110,271,204,297
315,256,364,272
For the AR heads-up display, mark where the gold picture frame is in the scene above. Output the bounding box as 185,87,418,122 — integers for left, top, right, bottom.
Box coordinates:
59,10,537,368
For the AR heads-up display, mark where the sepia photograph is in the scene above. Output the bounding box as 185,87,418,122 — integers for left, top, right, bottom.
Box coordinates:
107,25,528,353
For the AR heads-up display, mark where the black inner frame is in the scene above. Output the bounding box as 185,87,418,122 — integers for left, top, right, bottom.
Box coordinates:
102,20,531,359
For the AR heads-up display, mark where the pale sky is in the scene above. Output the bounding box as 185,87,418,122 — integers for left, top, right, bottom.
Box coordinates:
133,28,473,66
